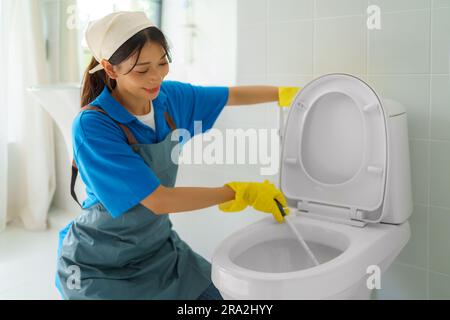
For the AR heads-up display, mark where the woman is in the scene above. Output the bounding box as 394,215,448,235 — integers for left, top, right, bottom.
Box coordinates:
56,11,298,300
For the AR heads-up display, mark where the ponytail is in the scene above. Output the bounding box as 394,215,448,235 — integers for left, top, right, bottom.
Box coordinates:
80,57,117,107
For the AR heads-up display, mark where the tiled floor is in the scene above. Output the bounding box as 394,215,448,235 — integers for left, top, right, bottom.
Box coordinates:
0,207,77,300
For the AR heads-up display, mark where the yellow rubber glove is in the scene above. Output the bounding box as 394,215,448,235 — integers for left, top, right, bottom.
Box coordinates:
278,87,301,107
219,180,290,223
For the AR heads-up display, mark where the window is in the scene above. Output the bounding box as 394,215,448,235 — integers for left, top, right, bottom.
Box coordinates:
42,0,163,83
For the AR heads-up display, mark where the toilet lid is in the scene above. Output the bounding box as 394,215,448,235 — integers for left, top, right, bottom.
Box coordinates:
280,74,389,218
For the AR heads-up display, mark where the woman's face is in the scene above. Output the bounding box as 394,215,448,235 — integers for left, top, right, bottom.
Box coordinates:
113,42,170,100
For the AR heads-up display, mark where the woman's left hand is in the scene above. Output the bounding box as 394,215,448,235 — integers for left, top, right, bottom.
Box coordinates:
278,87,301,107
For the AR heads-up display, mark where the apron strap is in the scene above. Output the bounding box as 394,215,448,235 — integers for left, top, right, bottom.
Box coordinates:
79,105,139,145
164,111,177,131
71,104,177,208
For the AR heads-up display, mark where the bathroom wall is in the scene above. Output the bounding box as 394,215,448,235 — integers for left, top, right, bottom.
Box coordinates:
159,0,275,261
236,0,450,299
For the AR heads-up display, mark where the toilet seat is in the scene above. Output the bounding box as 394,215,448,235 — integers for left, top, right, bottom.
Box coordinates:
280,74,389,225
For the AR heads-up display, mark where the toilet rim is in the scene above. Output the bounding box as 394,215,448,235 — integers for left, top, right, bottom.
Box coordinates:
212,215,364,281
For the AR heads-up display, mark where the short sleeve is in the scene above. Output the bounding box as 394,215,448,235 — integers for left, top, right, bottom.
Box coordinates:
72,111,161,218
166,81,229,138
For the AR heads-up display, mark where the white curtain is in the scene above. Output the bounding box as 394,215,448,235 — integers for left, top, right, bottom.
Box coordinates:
1,0,55,231
0,1,10,232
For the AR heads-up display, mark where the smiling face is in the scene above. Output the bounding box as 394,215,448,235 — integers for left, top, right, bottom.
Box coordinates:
104,41,170,101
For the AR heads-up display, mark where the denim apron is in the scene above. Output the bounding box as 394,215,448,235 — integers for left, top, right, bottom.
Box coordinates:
56,105,212,300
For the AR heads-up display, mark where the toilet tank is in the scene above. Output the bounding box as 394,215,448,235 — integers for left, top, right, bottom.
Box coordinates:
381,99,413,224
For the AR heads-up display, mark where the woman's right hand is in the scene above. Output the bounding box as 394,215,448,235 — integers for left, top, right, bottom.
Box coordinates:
219,180,290,223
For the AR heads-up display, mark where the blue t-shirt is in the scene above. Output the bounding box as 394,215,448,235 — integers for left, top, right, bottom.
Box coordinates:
72,80,229,218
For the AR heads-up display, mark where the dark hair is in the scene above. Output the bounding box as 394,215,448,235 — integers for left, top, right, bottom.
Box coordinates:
80,26,172,107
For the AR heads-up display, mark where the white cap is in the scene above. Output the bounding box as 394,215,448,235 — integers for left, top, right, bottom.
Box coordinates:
85,11,155,74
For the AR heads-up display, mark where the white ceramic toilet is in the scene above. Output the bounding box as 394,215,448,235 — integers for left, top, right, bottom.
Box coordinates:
211,73,413,300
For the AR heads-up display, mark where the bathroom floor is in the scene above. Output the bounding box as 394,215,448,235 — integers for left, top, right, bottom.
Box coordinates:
0,207,77,300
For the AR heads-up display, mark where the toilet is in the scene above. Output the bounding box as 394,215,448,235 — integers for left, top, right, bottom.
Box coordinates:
211,73,413,300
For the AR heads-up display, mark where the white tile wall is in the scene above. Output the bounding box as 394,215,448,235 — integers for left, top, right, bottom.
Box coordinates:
316,0,367,18
314,15,367,75
368,10,430,74
268,0,314,22
369,0,431,12
431,8,450,73
268,20,314,74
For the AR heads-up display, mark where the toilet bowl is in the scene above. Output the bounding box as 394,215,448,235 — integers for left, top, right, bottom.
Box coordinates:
212,214,410,300
211,73,413,300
